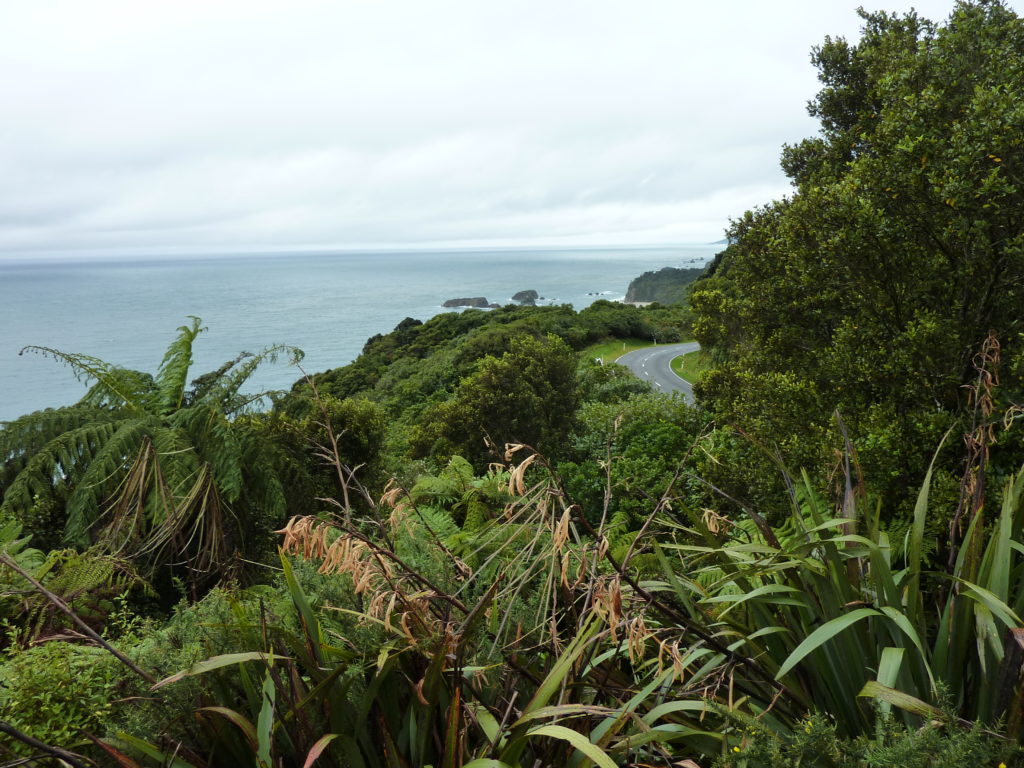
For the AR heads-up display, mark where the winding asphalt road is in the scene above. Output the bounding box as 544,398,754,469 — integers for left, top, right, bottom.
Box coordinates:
616,341,700,402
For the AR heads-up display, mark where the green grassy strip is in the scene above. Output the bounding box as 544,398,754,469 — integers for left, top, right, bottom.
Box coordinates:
582,337,697,365
580,338,655,364
671,350,710,384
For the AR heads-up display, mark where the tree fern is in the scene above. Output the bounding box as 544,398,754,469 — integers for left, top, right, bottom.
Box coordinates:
0,319,305,590
196,343,304,413
62,418,159,546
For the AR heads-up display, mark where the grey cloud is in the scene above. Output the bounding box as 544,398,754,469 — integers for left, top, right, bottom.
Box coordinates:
0,0,1000,258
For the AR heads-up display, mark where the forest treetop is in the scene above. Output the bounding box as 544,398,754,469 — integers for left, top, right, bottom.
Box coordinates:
691,0,1024,511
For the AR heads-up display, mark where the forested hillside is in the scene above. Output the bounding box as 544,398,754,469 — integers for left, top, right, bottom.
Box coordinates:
624,266,705,304
2,4,1024,767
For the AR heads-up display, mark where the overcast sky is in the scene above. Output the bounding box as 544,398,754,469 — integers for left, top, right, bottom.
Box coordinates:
0,0,1010,259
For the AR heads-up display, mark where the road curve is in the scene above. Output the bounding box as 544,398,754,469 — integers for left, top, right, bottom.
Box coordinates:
616,341,700,402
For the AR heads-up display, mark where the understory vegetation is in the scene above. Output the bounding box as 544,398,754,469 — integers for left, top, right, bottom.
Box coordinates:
3,2,1024,766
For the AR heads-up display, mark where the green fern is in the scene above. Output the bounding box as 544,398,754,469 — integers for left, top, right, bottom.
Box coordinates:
0,319,304,588
21,549,148,641
155,316,205,415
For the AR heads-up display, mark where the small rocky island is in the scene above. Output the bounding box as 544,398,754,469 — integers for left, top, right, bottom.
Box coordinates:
443,290,540,309
442,297,500,308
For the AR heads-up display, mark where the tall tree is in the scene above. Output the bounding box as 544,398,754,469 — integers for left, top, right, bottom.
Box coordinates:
691,1,1024,508
412,333,578,468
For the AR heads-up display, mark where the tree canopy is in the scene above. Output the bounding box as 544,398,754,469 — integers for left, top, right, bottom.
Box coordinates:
691,0,1024,508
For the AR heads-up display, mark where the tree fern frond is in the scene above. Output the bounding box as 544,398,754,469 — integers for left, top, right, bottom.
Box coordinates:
462,498,490,534
606,506,635,550
155,316,205,416
411,475,462,506
21,548,147,640
1,422,119,525
241,441,287,520
172,405,243,502
0,519,45,572
445,455,477,488
410,504,460,541
8,320,304,589
0,406,116,467
187,352,251,403
19,346,148,413
63,418,159,547
80,368,157,411
197,344,305,414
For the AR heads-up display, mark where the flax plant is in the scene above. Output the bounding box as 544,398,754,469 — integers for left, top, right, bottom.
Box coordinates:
655,445,1024,739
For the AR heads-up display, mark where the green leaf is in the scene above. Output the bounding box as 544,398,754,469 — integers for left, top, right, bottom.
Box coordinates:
907,433,948,614
198,707,258,749
517,615,601,720
953,578,1023,629
152,652,287,690
876,647,905,717
776,608,880,680
257,668,276,767
156,316,204,414
526,725,616,768
466,702,502,747
303,735,339,768
858,681,944,719
281,550,325,666
109,734,199,768
642,699,712,725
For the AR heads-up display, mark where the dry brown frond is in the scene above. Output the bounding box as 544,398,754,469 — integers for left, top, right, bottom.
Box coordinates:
626,614,648,665
507,453,538,496
701,508,732,535
593,576,624,643
277,516,448,645
503,443,528,462
276,515,328,559
378,480,406,510
559,553,571,590
552,507,572,552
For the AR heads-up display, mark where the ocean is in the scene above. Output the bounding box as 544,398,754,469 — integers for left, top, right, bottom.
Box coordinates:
0,245,717,421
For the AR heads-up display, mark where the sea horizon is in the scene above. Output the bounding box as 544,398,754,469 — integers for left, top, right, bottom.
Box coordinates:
0,240,725,267
0,243,719,421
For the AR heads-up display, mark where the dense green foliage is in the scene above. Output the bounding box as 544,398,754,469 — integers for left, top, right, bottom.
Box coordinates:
691,1,1024,512
624,265,705,305
5,3,1024,766
410,333,579,467
287,300,691,471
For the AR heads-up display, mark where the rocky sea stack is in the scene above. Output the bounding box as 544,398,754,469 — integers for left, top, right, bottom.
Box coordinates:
511,290,539,306
442,297,500,308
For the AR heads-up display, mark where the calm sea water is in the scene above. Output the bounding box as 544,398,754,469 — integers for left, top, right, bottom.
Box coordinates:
0,245,717,421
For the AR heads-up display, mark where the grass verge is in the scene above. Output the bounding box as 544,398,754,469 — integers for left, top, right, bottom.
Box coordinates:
671,349,710,384
581,338,656,364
